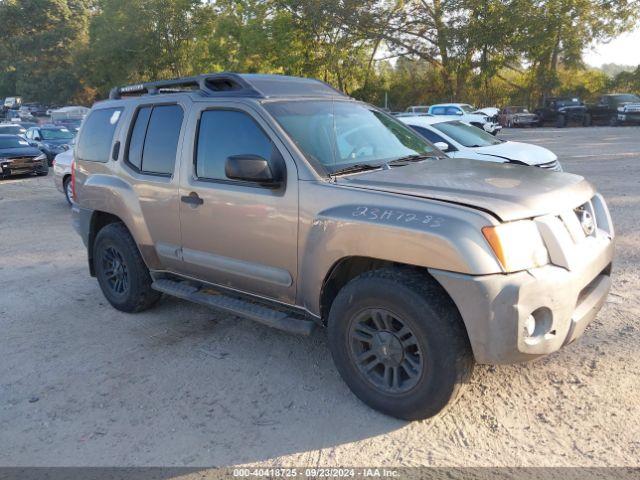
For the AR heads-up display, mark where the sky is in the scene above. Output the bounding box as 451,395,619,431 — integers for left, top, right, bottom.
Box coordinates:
584,28,640,67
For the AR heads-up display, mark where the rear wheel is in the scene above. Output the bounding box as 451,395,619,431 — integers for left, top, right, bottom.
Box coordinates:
582,113,592,127
327,268,474,420
609,115,619,126
555,114,566,128
93,222,161,313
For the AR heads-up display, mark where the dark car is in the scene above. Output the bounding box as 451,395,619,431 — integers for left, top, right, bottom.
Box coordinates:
585,93,640,126
0,123,27,137
0,134,48,178
22,103,49,117
25,125,75,165
534,97,587,127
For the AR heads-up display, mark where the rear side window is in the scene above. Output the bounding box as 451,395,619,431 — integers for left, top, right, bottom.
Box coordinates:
410,125,448,145
126,104,183,175
195,110,274,180
76,108,123,162
430,107,446,115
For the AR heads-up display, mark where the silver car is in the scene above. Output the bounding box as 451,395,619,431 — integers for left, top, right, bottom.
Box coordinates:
53,147,74,204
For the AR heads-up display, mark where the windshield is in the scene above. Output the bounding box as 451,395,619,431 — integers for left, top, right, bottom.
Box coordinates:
514,107,529,113
41,128,75,140
265,100,437,174
556,99,581,107
0,136,31,149
459,104,475,113
433,121,502,148
0,125,26,135
611,94,640,104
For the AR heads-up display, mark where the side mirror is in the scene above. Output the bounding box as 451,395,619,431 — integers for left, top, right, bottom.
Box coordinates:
33,135,41,141
225,154,282,187
434,141,450,152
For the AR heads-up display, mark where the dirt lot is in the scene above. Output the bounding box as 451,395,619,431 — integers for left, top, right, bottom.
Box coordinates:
0,127,638,468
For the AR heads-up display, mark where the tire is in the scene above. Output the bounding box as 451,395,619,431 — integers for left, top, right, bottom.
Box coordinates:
582,114,592,127
327,268,474,420
63,176,73,205
609,115,619,127
93,222,161,313
555,115,566,128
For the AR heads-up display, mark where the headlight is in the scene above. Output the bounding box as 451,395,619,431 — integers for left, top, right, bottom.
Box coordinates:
482,220,549,272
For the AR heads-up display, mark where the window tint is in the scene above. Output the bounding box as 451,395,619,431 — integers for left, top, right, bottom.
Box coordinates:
127,106,152,170
76,108,123,162
196,110,274,180
126,104,183,175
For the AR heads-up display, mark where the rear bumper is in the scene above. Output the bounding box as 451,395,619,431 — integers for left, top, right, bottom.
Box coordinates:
431,235,614,364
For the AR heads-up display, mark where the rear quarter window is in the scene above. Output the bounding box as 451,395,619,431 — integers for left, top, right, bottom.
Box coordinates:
76,108,123,162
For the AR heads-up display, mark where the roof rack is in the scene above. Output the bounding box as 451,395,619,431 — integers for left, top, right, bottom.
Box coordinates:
108,72,348,100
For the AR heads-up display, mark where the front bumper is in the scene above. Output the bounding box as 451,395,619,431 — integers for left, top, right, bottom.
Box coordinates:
0,157,48,177
431,195,615,364
618,112,640,123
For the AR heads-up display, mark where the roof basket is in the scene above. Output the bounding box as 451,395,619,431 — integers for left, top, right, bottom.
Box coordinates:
109,73,263,100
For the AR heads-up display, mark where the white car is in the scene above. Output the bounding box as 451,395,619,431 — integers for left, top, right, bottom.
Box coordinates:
428,103,502,135
400,115,562,171
53,147,74,204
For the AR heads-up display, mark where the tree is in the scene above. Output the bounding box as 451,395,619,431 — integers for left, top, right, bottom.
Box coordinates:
0,0,90,104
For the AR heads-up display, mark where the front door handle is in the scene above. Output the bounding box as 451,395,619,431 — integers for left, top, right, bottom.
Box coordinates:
181,192,204,206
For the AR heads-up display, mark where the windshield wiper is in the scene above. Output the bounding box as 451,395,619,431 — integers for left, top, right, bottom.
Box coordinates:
386,154,437,165
331,163,381,176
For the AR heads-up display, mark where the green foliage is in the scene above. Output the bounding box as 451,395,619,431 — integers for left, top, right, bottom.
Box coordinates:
0,0,638,107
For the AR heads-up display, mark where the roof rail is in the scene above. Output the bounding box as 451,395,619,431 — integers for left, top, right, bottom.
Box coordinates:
108,73,263,100
108,72,348,100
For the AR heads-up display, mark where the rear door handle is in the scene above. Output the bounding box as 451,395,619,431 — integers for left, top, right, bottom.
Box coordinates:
181,192,204,206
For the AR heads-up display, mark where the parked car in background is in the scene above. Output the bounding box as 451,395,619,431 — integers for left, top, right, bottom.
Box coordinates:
400,115,562,171
25,125,75,165
428,103,502,135
0,123,27,138
17,106,35,121
22,103,49,117
405,105,430,114
54,118,83,133
585,93,640,126
52,145,74,204
3,96,22,110
499,106,540,128
0,134,48,178
534,97,587,127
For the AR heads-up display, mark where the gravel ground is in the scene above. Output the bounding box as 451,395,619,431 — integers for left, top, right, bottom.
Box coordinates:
0,127,638,468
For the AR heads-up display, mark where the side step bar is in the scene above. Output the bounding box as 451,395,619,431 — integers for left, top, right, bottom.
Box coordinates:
151,279,316,336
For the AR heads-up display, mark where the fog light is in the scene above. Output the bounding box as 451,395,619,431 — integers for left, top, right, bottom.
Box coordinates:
523,307,553,343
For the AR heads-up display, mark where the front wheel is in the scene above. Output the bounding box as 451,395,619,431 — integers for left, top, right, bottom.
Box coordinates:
582,114,592,127
327,268,474,420
63,176,73,205
555,115,566,128
609,115,619,126
93,222,161,313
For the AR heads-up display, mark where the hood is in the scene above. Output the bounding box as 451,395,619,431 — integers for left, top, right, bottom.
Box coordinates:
337,158,593,222
0,146,42,158
473,107,499,117
42,138,72,147
472,141,556,166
